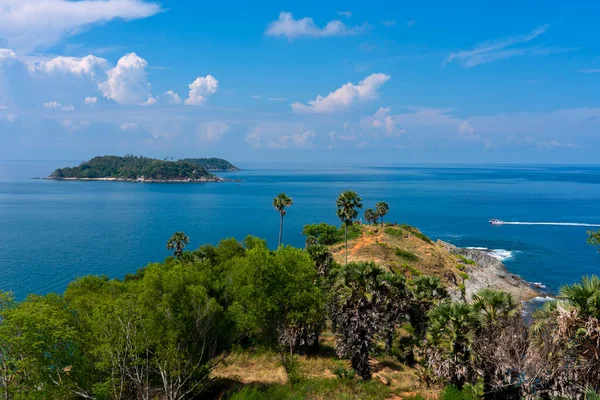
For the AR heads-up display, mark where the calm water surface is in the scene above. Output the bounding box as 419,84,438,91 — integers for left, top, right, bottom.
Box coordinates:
1,160,600,298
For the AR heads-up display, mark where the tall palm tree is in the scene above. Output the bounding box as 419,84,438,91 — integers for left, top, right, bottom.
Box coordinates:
273,193,293,247
336,191,363,265
364,208,377,225
166,231,189,258
375,201,389,226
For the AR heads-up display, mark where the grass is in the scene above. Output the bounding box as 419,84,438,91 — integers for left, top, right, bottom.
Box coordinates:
457,255,476,265
401,263,422,277
458,272,469,280
384,227,404,238
396,248,420,261
224,377,392,400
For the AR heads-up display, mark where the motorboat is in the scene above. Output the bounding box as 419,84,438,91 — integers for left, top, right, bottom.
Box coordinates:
489,219,504,225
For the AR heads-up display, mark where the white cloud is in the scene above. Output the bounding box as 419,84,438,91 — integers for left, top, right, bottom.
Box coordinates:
84,96,98,105
141,97,157,106
360,107,406,137
0,49,18,64
457,121,476,139
62,119,89,130
30,55,109,78
337,11,352,18
184,75,218,106
163,90,182,104
98,53,151,105
44,101,74,111
381,20,397,27
197,122,230,144
537,140,580,150
251,95,261,99
445,25,549,68
6,113,17,122
120,122,138,130
245,123,315,149
292,73,390,113
0,0,162,53
265,11,367,39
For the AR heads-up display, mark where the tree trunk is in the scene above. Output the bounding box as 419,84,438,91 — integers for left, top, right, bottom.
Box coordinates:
344,223,348,265
381,216,384,227
385,328,394,354
278,213,284,247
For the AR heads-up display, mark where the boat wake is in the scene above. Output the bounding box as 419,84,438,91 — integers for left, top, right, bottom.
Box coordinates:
502,222,600,227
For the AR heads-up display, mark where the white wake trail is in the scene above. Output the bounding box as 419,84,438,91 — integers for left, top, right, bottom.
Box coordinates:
502,222,600,227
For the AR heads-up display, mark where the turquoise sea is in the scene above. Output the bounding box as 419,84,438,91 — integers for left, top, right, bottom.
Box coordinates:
1,160,600,299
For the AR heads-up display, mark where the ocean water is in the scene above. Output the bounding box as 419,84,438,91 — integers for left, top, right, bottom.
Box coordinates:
1,160,600,298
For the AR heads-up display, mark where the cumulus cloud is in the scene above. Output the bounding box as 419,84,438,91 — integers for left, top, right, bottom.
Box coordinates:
184,75,218,105
30,55,109,78
98,53,151,105
0,0,162,52
265,12,367,39
360,107,406,137
44,101,74,111
163,90,182,104
84,96,98,105
246,123,315,149
444,25,550,68
291,73,390,113
197,122,230,144
0,48,18,64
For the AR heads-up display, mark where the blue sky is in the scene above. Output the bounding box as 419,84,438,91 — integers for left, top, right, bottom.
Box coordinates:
0,0,599,163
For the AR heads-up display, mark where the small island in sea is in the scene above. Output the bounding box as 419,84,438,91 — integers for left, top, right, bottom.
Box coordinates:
48,155,240,183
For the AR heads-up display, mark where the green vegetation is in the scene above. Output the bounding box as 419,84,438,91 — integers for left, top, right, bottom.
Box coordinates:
457,255,476,265
2,190,599,400
375,201,389,226
396,248,420,261
364,208,378,225
385,226,404,238
50,155,222,181
400,224,433,244
182,157,240,171
302,222,362,246
336,191,363,265
273,193,293,247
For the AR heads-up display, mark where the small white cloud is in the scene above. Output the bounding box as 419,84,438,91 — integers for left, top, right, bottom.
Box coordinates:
84,96,98,105
184,75,218,105
251,95,261,99
292,73,390,114
381,20,397,27
198,122,230,144
30,55,109,78
0,49,18,64
265,11,367,39
456,121,493,148
163,90,182,104
337,11,352,18
360,107,406,137
44,101,74,111
246,123,315,149
445,25,549,68
6,113,18,122
537,140,580,150
141,97,157,106
98,53,151,105
120,122,138,130
62,119,89,130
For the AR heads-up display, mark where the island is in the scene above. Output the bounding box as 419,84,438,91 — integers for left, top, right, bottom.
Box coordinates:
47,155,238,182
182,157,240,171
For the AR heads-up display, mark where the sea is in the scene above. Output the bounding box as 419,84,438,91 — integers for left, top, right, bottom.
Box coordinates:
1,160,600,299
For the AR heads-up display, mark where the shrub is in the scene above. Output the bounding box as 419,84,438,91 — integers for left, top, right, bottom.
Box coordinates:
458,272,469,280
384,227,404,238
396,248,419,261
457,255,476,265
332,364,356,380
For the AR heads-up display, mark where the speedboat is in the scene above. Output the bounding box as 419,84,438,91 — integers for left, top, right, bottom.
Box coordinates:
489,219,504,225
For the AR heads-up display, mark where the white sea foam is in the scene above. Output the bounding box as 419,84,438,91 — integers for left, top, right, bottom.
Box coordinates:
466,247,514,261
531,296,555,303
531,282,547,289
502,221,600,227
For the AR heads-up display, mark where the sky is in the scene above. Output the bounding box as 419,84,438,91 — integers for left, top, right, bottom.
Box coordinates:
0,0,599,163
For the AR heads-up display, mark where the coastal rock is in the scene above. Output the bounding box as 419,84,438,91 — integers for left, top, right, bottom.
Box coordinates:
438,241,538,302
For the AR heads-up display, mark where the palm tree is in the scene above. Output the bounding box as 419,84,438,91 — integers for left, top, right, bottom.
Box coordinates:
336,191,363,265
378,272,409,354
273,193,293,247
375,201,389,226
166,231,189,258
472,288,516,325
364,208,377,225
559,275,600,318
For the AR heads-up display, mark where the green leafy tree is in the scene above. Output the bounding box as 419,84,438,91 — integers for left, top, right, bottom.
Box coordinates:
166,231,189,258
587,230,600,251
273,193,293,247
364,208,378,225
375,202,389,226
472,288,516,325
336,191,363,265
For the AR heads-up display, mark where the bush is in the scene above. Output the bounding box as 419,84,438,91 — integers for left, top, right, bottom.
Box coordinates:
457,255,476,265
440,385,481,400
384,227,404,238
332,364,356,380
302,223,343,245
400,224,433,244
396,248,419,261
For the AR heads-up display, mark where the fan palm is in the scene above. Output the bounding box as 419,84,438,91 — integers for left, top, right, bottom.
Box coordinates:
336,191,363,265
559,275,600,318
166,231,189,258
273,193,293,247
375,201,389,226
472,288,516,325
364,208,377,225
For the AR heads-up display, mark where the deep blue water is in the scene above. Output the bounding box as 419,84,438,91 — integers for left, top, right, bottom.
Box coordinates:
1,160,600,298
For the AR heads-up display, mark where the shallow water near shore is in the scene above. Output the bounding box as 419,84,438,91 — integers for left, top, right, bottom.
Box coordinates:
1,160,600,298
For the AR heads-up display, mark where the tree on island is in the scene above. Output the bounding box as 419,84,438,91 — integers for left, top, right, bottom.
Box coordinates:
376,201,389,226
364,208,378,225
166,231,190,258
336,191,363,265
273,193,293,247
